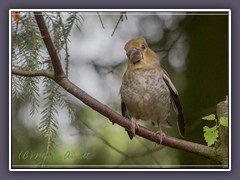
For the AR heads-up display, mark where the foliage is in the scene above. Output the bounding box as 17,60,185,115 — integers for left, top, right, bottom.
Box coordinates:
12,11,131,166
11,12,82,165
219,117,228,127
202,114,228,146
203,125,219,147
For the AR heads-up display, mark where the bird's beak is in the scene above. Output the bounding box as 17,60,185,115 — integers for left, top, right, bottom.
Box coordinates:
126,48,143,64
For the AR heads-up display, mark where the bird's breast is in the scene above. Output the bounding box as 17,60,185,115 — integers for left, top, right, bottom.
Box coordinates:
120,68,171,122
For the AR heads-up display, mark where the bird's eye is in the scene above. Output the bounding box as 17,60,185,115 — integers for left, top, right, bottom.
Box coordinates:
141,44,146,50
126,52,130,58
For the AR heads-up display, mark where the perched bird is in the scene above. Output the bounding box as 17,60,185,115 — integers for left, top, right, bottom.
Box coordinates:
120,37,184,142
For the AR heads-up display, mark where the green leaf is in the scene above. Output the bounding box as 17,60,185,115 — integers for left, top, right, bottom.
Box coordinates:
36,34,45,47
219,116,228,127
202,114,216,121
203,125,219,146
32,56,39,69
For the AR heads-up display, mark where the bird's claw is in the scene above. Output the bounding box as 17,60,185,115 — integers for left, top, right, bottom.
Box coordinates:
155,130,166,144
130,117,139,135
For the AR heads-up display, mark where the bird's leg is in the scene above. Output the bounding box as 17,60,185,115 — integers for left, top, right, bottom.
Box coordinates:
155,121,166,144
130,117,139,135
155,129,166,144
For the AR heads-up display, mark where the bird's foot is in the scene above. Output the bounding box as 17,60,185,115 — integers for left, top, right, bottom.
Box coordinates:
130,117,139,135
155,130,166,144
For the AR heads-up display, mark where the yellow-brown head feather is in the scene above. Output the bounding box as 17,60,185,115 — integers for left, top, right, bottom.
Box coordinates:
124,37,148,52
124,37,160,70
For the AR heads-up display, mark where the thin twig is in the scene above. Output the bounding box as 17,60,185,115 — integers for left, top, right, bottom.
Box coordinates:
97,12,105,29
111,12,127,37
77,118,128,157
28,12,38,61
136,138,162,164
75,119,164,163
155,16,194,60
41,120,53,166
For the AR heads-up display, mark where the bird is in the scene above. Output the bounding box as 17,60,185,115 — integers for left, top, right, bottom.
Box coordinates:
120,37,184,142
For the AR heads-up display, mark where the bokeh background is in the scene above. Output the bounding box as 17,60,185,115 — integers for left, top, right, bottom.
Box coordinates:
11,11,229,168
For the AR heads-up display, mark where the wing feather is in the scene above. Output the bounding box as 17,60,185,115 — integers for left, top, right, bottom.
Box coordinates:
163,73,185,137
121,101,134,139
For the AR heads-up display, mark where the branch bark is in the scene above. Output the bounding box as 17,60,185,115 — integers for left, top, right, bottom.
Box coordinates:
34,12,65,78
12,68,54,78
216,97,229,166
11,12,227,165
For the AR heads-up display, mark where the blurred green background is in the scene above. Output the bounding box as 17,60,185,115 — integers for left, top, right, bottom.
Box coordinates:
11,12,229,168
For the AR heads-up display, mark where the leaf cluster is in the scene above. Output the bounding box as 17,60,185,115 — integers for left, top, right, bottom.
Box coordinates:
202,114,228,146
12,12,81,165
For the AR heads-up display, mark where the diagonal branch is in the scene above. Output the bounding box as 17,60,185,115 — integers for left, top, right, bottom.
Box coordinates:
155,16,194,60
12,67,220,163
97,12,105,29
56,76,218,162
34,12,65,78
111,12,127,37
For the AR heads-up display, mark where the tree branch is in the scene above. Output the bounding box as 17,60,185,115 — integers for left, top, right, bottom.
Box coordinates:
34,12,65,78
111,12,127,37
97,12,105,29
12,67,222,163
12,68,54,78
55,76,218,162
216,97,229,166
155,16,193,58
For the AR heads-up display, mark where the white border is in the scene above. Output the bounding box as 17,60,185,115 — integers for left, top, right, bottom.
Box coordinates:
9,9,231,171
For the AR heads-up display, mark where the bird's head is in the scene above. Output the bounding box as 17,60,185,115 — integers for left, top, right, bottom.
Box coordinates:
124,37,159,69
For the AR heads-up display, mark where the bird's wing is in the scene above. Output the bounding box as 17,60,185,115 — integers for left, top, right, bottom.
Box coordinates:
162,72,185,137
121,101,134,139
